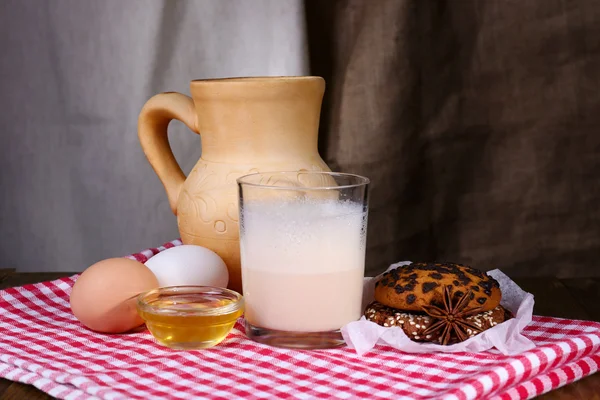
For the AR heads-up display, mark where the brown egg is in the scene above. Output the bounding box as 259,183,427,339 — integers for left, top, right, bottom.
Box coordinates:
70,258,159,333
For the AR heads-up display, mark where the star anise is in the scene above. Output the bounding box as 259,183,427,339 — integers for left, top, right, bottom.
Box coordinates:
421,285,484,345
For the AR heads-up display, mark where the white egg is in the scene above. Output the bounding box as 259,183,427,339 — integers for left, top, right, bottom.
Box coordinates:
144,245,229,288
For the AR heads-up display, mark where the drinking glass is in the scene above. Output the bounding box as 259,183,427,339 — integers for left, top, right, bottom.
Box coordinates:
237,171,369,349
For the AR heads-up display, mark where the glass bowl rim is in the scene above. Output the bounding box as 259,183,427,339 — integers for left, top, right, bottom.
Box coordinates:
236,171,370,190
137,285,244,317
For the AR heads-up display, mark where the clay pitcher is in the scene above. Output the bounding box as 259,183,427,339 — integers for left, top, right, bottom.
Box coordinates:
137,77,331,292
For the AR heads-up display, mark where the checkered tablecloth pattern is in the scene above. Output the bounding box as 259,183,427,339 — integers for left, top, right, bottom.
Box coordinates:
1,240,599,400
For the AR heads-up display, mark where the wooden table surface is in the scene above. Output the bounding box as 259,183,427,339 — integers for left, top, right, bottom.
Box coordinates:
0,270,599,400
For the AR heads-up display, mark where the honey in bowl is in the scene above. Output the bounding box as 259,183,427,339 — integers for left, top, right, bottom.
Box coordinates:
137,286,244,349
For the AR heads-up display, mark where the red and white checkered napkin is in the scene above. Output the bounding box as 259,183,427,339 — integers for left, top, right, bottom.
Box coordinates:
1,240,599,400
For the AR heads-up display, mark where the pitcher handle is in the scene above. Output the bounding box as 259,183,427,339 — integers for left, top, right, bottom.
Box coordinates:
137,92,198,215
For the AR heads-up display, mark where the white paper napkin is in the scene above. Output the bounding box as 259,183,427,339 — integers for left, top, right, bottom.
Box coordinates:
341,262,536,355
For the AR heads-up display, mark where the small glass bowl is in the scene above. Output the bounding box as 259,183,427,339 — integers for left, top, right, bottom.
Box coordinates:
137,286,244,350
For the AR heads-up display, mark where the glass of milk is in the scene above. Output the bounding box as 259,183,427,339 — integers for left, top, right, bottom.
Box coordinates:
237,171,369,349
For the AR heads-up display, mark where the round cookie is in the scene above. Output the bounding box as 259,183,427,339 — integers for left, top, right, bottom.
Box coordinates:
374,262,501,312
364,301,510,344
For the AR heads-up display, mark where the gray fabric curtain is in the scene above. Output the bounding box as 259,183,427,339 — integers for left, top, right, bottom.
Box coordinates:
0,0,308,272
306,0,600,277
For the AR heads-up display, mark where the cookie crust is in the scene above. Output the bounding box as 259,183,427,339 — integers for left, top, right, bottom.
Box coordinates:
364,300,510,344
374,262,502,312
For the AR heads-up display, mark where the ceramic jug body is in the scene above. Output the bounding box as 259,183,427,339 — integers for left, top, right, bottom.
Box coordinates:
138,77,330,292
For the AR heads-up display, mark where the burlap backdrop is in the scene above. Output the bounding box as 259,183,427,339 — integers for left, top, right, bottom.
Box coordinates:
306,0,600,277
